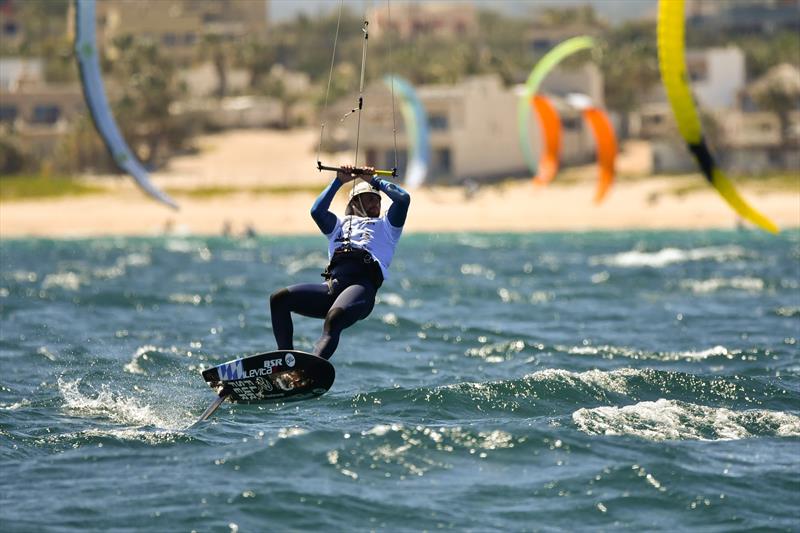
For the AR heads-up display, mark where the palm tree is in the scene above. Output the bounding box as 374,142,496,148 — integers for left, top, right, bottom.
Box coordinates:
237,36,277,88
108,35,189,167
198,33,233,99
600,21,661,139
750,65,800,145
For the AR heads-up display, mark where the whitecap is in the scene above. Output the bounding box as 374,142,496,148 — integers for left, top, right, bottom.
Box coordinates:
8,270,38,283
59,378,175,428
42,272,83,291
573,399,800,441
679,277,765,293
526,368,637,395
562,344,734,362
590,245,747,268
377,292,405,307
460,263,496,279
283,252,327,275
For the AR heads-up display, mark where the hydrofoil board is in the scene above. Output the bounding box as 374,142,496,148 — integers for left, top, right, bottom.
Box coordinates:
195,350,335,424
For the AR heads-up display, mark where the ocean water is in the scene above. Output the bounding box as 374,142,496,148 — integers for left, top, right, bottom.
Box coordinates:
1,230,798,532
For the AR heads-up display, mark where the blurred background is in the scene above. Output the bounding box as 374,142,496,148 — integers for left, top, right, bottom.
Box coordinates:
0,0,798,233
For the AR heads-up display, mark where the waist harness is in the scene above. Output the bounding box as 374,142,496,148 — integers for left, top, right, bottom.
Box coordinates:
322,247,384,289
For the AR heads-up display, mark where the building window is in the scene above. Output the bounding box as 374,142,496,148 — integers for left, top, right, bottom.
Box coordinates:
435,148,451,173
645,114,664,126
163,33,177,46
0,105,18,123
3,21,17,36
429,114,449,130
687,57,708,82
562,117,581,131
32,105,60,125
185,33,197,45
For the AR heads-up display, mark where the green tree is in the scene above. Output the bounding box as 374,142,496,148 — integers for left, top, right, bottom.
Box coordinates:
752,81,799,144
259,73,301,129
198,33,234,98
600,20,661,139
536,5,602,27
106,35,190,167
237,36,278,88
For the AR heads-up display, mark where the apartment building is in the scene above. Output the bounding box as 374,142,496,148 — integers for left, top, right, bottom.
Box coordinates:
369,2,478,40
324,73,600,184
68,0,270,64
0,75,85,158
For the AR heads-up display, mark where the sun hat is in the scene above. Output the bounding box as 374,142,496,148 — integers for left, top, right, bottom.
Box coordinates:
348,180,380,200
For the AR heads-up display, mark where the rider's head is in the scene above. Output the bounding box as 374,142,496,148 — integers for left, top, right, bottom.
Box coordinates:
346,181,381,217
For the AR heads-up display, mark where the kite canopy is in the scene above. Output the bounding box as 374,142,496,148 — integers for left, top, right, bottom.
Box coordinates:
531,95,561,186
384,75,430,188
74,0,178,209
582,107,616,203
517,36,596,177
657,0,778,233
531,92,617,203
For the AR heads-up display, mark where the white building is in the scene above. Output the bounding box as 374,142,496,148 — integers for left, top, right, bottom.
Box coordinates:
0,58,44,91
323,72,601,184
687,47,746,109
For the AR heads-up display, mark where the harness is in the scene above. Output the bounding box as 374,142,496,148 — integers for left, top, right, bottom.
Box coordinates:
322,247,384,289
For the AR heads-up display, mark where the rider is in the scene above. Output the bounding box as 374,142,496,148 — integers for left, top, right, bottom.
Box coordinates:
269,165,411,360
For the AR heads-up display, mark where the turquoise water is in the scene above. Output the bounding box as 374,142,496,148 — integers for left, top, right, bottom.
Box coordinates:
1,231,798,531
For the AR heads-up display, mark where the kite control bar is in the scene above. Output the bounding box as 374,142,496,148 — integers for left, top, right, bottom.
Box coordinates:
317,161,397,178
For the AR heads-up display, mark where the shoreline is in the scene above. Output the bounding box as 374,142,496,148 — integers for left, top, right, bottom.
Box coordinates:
2,177,797,239
1,129,798,239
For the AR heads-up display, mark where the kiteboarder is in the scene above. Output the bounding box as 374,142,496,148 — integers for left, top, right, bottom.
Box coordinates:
269,165,411,360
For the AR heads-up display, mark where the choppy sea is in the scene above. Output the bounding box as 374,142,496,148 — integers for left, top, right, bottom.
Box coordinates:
1,230,798,531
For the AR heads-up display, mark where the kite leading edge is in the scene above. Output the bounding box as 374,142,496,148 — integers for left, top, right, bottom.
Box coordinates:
657,0,778,233
74,0,178,210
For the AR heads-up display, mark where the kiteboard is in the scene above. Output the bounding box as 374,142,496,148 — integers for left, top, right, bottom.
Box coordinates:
194,350,335,424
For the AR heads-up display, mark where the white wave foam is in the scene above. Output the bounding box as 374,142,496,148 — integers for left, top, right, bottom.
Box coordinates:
42,272,83,291
671,346,730,360
0,398,31,410
590,245,746,268
9,270,37,283
573,399,800,441
460,263,496,279
465,340,525,362
377,292,405,307
527,368,638,395
679,277,764,293
58,378,186,430
168,293,206,305
563,344,733,362
283,252,327,275
164,239,196,253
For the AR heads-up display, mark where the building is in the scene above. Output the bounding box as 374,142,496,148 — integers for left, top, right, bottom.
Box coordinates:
369,2,478,40
0,57,43,91
686,0,800,34
686,47,745,109
0,76,85,159
642,54,799,175
68,0,270,64
0,0,22,47
322,74,600,184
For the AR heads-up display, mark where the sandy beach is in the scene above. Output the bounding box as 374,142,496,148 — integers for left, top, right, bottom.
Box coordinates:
1,129,798,238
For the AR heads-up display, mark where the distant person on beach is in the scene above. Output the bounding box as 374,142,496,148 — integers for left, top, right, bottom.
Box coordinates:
269,165,411,360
